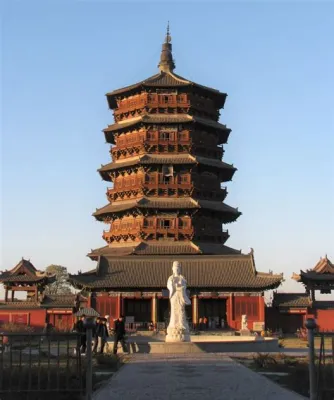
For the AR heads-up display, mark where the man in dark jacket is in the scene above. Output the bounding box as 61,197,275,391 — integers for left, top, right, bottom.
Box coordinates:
92,317,101,354
75,315,87,354
113,316,127,354
96,318,109,354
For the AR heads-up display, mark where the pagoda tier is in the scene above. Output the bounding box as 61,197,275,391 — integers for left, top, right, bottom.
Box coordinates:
93,29,241,256
103,115,230,145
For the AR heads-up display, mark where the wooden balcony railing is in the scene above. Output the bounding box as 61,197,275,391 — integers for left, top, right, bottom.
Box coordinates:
113,137,192,150
142,226,194,236
107,181,192,194
114,95,191,116
103,226,194,239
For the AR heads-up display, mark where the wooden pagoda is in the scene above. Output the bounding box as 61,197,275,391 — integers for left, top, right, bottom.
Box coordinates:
69,28,283,331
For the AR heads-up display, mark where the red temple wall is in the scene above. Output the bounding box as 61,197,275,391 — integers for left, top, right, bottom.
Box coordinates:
266,307,334,332
0,309,46,330
94,294,120,327
314,309,334,331
229,296,265,330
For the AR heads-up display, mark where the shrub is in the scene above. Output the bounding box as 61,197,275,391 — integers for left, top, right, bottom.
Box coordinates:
1,322,35,333
252,352,277,368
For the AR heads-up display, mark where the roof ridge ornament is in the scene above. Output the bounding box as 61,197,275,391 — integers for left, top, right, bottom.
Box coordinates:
158,22,175,73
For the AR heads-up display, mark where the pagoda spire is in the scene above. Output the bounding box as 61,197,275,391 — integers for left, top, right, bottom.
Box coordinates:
158,22,175,73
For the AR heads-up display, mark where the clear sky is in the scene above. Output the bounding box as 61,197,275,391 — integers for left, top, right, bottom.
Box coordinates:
1,1,334,297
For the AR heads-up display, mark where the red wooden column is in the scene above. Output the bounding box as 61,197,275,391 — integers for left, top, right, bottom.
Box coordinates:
227,293,234,328
258,296,265,322
151,295,158,325
117,293,122,318
192,295,198,328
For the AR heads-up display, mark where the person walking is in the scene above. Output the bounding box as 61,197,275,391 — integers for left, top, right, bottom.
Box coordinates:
113,316,127,354
92,317,101,353
97,318,109,354
75,315,87,354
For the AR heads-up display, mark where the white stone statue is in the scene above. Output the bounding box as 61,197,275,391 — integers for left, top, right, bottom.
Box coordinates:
241,314,248,330
166,261,191,342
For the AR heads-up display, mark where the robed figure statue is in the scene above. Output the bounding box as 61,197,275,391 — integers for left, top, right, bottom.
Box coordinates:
166,261,191,342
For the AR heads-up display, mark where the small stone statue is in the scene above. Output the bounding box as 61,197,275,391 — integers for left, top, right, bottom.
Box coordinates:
166,261,191,342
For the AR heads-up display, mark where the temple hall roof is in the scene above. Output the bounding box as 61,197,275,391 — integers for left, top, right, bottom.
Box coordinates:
87,241,242,260
69,251,283,291
272,293,311,308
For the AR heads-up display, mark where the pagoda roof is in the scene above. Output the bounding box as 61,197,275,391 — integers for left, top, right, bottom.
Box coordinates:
0,259,56,284
272,292,311,308
292,256,334,283
98,154,236,181
87,241,241,260
103,114,230,138
106,71,227,109
69,251,283,291
93,197,241,222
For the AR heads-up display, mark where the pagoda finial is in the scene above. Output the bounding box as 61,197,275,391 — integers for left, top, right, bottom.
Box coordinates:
158,22,175,73
166,21,171,43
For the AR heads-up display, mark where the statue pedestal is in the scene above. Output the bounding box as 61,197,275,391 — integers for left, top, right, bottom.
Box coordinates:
166,327,190,342
240,329,251,336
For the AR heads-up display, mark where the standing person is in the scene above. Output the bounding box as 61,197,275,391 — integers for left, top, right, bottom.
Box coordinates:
113,316,127,355
92,317,101,354
75,315,87,354
199,317,203,331
203,316,208,330
97,318,109,354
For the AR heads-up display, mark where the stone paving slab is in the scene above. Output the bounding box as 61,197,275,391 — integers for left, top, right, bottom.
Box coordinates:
93,353,306,400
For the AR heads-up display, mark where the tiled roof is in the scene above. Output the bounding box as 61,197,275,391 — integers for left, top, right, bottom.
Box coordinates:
293,256,334,283
313,301,334,309
106,71,227,109
0,259,56,284
69,253,283,291
98,154,196,175
75,307,100,317
41,294,80,308
98,154,236,181
273,293,311,308
0,301,41,309
87,242,241,259
103,114,229,134
93,197,197,219
93,197,240,222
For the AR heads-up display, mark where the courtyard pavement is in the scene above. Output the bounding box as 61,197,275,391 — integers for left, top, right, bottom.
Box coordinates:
93,353,306,400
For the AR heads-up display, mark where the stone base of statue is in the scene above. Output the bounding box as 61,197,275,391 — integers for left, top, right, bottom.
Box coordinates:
166,327,190,342
240,329,251,336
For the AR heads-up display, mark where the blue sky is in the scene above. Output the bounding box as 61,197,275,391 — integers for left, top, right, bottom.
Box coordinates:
1,1,334,296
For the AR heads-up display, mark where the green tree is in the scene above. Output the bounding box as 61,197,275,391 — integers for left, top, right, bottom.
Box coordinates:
44,265,72,295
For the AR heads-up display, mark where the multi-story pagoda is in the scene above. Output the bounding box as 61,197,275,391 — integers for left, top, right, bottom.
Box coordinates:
70,28,283,330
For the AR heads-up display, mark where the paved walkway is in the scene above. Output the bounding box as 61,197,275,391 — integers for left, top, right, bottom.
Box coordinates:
93,354,306,400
